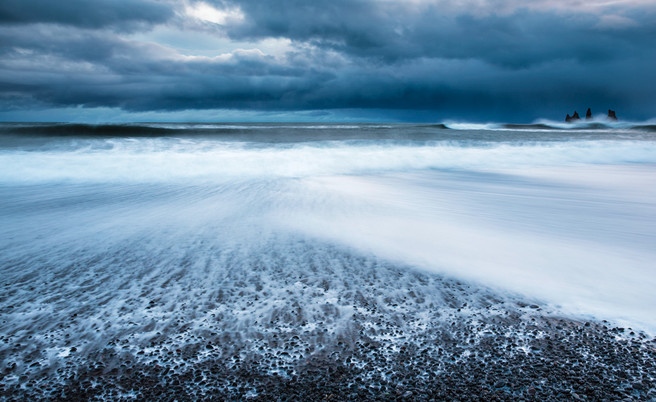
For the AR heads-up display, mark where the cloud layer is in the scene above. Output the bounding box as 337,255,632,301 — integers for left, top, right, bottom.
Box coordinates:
1,0,655,121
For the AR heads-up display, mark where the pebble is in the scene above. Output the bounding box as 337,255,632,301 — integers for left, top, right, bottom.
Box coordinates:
2,262,655,401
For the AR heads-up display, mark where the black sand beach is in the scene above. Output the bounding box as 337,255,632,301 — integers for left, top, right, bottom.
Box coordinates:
2,244,655,400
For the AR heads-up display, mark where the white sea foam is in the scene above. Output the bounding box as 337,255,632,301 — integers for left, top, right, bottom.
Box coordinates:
1,127,656,341
0,139,655,183
282,169,656,332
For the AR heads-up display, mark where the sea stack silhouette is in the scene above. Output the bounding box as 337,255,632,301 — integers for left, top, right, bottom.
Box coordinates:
565,111,581,123
566,108,618,122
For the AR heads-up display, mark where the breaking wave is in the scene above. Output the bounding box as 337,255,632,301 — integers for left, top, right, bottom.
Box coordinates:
1,119,655,140
0,138,655,183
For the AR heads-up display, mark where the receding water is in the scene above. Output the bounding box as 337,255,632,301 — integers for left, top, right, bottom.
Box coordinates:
1,121,655,350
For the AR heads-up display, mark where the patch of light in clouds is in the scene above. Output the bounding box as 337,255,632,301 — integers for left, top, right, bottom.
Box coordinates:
184,1,244,25
127,25,294,59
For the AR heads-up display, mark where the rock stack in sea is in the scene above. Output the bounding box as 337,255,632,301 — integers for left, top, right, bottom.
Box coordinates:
565,111,581,123
566,108,618,122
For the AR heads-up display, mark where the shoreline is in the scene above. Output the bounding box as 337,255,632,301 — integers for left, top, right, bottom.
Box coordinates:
2,265,655,400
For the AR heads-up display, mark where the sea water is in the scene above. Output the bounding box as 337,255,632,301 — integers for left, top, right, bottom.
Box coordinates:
1,121,655,355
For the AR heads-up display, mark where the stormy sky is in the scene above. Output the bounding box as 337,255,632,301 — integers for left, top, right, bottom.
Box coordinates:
1,0,655,122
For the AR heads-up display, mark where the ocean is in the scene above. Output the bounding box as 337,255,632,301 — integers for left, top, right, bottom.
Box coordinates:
1,121,655,399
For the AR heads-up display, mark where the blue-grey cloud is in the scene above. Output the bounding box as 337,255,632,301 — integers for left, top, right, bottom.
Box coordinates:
222,0,656,66
0,0,173,30
1,0,655,121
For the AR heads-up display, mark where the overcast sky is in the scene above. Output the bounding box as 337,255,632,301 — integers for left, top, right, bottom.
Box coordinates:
1,0,655,122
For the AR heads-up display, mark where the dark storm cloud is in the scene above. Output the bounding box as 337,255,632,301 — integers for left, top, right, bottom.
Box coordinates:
1,0,656,121
0,0,173,30
223,0,656,67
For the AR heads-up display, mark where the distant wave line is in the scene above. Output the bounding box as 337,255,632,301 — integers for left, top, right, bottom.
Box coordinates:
0,121,655,138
